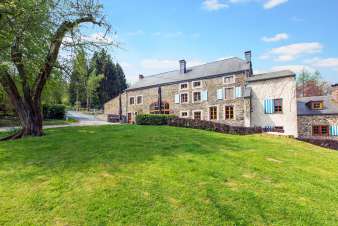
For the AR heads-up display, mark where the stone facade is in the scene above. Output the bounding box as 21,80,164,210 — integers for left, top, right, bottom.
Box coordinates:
104,72,250,126
298,115,338,138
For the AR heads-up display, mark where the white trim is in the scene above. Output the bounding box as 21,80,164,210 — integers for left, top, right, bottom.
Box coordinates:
224,105,235,120
180,92,189,104
129,96,135,105
179,82,189,90
208,105,219,121
136,95,143,105
192,90,202,103
191,80,202,89
180,110,190,118
192,110,203,120
223,75,235,84
223,86,235,100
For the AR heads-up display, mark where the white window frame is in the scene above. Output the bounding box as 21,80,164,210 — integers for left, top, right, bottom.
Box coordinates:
179,82,189,90
223,75,235,84
223,86,235,100
180,111,189,118
192,110,203,120
224,105,235,120
180,92,189,104
208,105,219,121
129,96,135,105
191,80,202,89
192,91,202,103
136,95,143,105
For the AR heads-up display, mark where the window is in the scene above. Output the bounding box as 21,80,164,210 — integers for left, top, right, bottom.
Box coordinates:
193,111,202,120
180,93,188,103
274,126,284,133
209,106,218,120
312,101,324,110
179,83,188,90
224,87,234,99
193,91,201,102
192,81,202,88
136,96,143,105
223,76,234,84
129,97,135,105
313,125,329,136
180,111,189,118
264,99,283,114
225,106,234,119
274,99,283,113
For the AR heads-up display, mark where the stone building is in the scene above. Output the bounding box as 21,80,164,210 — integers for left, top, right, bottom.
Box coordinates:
297,84,338,138
104,51,298,137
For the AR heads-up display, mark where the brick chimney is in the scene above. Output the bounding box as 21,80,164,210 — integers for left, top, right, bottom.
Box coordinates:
179,59,186,73
331,84,338,103
139,74,144,80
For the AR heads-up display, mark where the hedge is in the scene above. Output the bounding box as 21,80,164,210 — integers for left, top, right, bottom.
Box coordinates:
136,114,177,125
167,118,262,135
43,104,66,120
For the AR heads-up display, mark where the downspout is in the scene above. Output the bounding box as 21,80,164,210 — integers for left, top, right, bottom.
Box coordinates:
119,94,122,120
158,86,162,114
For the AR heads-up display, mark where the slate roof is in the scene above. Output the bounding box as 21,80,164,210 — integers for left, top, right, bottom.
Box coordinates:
127,57,251,90
297,95,338,116
247,70,296,82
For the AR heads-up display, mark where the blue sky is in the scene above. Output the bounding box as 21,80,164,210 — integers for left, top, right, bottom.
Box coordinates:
89,0,338,83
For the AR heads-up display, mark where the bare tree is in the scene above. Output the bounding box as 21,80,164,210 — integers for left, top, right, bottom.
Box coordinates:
0,0,113,140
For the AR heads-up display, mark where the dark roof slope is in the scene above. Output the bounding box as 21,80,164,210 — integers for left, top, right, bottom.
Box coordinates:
127,57,250,90
297,95,338,116
247,70,296,82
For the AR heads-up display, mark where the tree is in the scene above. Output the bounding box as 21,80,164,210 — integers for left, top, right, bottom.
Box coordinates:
296,70,329,97
86,71,103,109
0,0,111,140
69,48,89,108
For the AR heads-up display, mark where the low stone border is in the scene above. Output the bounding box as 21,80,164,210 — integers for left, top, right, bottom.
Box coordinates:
298,137,338,150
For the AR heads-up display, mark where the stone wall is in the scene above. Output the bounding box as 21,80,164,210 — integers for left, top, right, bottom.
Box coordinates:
298,115,338,138
104,72,249,126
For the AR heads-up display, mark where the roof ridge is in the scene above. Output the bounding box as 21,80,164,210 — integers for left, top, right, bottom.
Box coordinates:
140,57,245,79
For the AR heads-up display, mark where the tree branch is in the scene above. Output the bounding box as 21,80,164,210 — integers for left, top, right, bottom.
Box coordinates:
33,15,101,104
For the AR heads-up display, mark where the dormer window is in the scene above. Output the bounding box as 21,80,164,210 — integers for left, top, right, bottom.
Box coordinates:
311,101,324,110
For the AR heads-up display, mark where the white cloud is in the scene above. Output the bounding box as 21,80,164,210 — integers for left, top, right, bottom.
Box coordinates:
202,0,228,11
261,42,323,62
262,33,289,42
307,58,338,68
271,65,315,74
263,0,288,9
164,32,183,38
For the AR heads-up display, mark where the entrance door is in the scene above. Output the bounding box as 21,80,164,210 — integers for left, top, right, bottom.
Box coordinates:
127,113,132,124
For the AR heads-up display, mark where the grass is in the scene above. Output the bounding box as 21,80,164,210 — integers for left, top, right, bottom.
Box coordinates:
0,125,337,225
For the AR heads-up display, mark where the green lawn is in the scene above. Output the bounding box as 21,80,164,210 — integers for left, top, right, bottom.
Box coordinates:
0,125,337,225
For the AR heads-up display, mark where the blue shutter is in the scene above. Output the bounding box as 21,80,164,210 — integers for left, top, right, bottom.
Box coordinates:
264,99,274,114
201,90,208,101
217,89,223,100
174,94,180,104
330,125,338,136
235,87,242,98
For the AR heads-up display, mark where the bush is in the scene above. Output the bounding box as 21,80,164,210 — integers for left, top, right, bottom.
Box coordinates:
136,114,177,125
43,104,66,120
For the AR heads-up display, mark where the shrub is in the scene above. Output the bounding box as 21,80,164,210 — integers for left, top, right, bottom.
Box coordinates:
43,104,66,120
136,114,177,125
